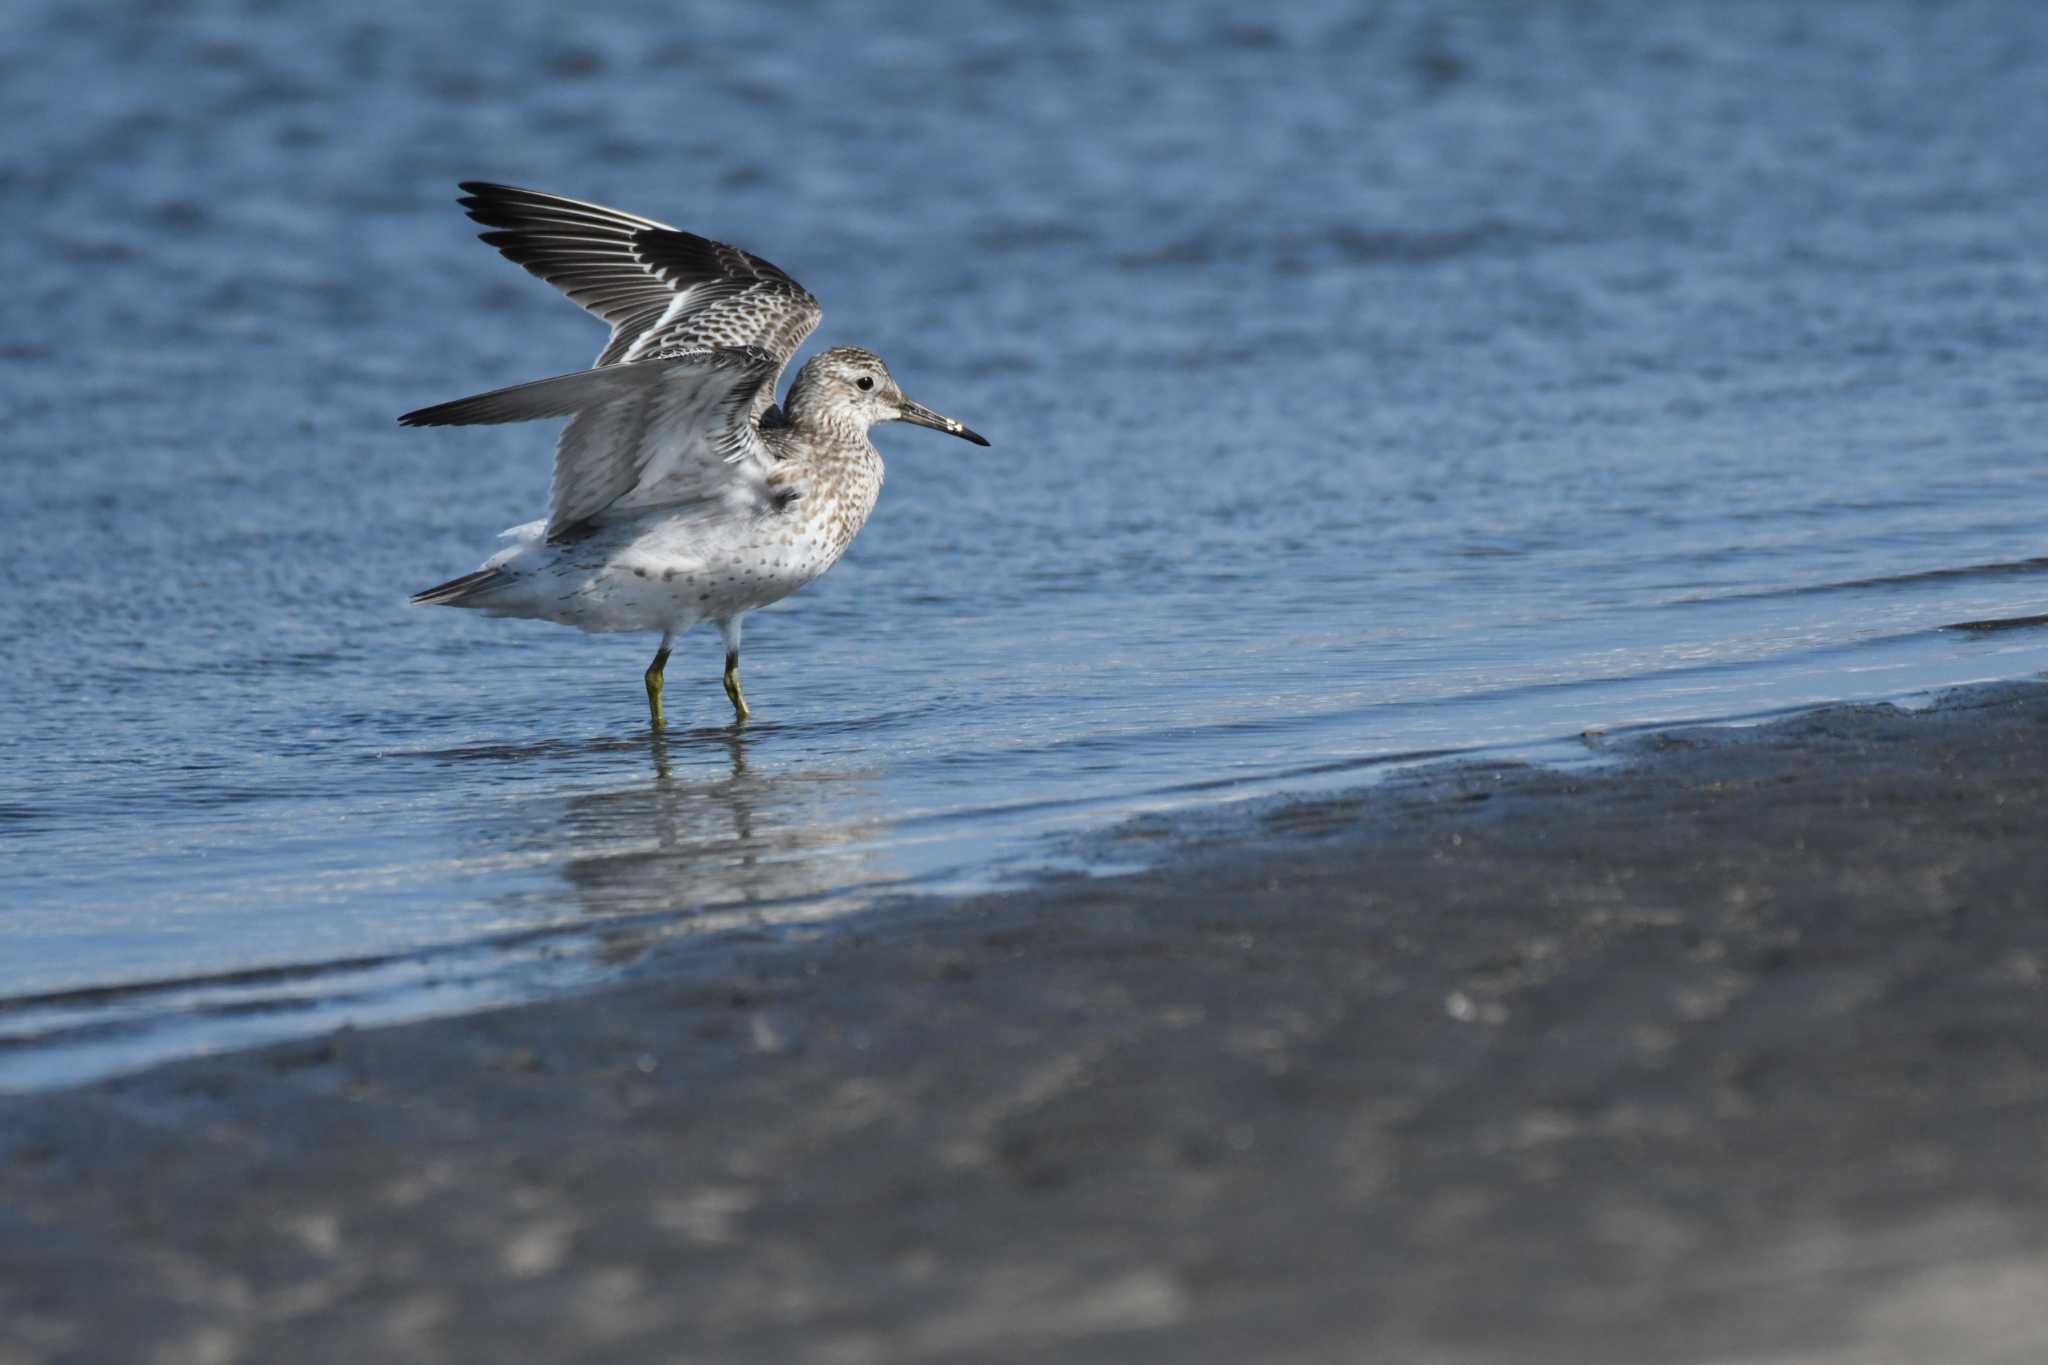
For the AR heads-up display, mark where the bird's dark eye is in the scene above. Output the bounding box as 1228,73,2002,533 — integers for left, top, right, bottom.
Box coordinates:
856,376,874,391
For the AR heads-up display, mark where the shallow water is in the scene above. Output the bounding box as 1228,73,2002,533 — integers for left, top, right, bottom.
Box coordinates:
6,0,2048,1088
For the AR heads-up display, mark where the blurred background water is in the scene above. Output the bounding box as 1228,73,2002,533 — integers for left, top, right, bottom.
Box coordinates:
4,0,2047,1089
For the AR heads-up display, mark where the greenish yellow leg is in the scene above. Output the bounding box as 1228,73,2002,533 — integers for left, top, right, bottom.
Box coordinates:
644,645,671,729
723,649,751,723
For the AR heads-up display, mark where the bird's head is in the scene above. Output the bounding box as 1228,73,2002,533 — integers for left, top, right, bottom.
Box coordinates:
787,346,989,446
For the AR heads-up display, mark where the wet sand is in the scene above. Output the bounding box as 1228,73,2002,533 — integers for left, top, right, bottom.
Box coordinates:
6,682,2048,1364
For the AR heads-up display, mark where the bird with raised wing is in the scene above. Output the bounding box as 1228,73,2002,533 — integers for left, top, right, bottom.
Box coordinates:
402,183,988,727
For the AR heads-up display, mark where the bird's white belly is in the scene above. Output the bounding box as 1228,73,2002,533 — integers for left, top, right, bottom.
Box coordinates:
482,513,849,634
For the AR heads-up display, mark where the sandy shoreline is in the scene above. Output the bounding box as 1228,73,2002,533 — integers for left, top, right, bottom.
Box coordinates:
7,681,2048,1363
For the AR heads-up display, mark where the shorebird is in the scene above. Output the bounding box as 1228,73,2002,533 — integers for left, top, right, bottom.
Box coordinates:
402,182,988,728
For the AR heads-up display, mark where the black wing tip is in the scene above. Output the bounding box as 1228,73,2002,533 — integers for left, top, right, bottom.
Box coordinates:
397,398,489,427
456,180,522,214
458,180,550,206
396,391,536,428
458,184,670,249
458,182,594,230
411,566,503,607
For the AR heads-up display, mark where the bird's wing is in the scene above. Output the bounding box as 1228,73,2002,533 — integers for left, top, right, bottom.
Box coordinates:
400,347,783,538
456,182,823,404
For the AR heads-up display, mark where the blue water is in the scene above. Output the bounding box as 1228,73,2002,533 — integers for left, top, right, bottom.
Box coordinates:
6,0,2048,1089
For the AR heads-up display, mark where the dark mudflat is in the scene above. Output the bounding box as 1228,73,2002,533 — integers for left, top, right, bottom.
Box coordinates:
7,684,2048,1364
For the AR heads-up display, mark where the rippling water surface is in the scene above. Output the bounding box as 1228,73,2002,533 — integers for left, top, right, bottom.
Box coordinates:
5,0,2048,1087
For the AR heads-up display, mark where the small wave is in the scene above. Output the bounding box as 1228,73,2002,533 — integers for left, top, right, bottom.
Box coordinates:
1945,613,2048,633
1669,556,2048,609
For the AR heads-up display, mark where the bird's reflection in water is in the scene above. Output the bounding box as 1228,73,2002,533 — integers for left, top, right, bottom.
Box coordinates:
543,724,896,963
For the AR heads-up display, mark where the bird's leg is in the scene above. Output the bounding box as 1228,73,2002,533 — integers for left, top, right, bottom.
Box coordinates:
723,651,750,722
718,618,751,723
644,634,674,729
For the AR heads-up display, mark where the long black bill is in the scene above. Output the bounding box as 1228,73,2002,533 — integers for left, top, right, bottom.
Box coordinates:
899,398,990,446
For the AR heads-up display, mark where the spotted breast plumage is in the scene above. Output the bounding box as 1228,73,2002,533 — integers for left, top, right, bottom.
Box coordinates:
401,183,988,728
